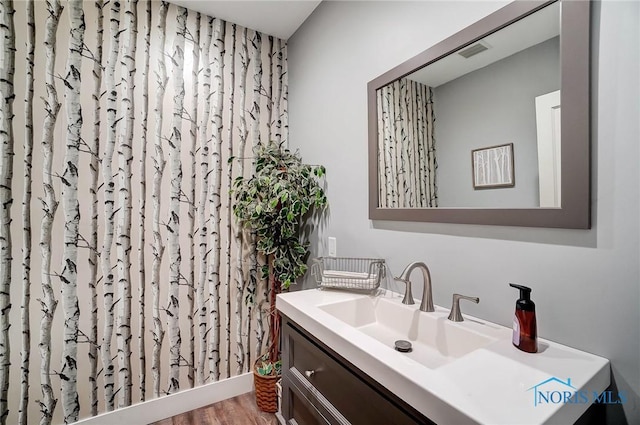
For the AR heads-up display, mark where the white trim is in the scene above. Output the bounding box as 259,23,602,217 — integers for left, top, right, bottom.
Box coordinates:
73,373,254,425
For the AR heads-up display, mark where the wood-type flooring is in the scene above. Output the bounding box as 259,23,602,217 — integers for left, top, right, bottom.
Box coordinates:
150,392,278,425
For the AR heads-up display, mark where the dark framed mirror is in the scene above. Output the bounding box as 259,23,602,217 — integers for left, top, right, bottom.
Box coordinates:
367,0,590,228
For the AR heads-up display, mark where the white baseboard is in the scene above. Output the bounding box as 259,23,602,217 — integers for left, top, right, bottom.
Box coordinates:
73,373,254,425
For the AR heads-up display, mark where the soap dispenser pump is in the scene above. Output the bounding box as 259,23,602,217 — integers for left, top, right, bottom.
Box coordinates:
509,283,537,353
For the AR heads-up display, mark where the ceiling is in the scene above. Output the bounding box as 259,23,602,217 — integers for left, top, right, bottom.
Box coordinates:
168,0,322,40
409,1,559,87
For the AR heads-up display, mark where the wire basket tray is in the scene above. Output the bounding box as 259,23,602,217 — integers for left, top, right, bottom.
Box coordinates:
311,257,386,291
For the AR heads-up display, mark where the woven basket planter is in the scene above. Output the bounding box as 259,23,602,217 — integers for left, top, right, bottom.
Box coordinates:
253,360,280,413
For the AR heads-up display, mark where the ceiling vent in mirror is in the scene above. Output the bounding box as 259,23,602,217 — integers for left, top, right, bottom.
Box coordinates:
458,41,490,59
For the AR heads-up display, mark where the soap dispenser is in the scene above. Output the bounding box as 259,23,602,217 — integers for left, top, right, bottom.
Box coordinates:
509,283,537,353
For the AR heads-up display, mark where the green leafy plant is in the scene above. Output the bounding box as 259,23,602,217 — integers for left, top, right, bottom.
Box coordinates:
255,354,282,377
233,141,328,367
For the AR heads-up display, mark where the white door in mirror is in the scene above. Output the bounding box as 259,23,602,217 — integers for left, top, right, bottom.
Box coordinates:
536,90,561,207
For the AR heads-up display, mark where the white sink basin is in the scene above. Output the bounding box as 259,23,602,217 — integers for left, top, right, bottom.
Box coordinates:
277,288,610,425
319,295,496,368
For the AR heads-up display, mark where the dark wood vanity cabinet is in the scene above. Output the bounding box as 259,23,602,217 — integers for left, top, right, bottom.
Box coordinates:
281,315,434,425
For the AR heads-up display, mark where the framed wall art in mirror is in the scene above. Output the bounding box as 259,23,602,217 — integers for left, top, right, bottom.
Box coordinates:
367,0,590,228
472,143,515,190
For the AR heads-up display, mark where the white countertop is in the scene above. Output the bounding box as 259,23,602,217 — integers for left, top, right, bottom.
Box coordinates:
276,288,610,425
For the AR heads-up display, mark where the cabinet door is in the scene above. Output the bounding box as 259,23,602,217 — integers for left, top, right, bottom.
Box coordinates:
282,319,433,425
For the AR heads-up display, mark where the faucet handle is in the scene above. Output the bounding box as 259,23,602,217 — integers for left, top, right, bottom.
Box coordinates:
447,294,479,322
394,277,414,305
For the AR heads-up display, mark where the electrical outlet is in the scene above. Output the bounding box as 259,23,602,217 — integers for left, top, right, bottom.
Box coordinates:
328,237,337,257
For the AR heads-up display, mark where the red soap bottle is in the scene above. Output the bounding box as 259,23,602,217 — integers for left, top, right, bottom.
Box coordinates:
509,283,537,353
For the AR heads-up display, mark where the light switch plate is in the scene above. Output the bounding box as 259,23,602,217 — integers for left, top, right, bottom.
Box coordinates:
328,237,337,257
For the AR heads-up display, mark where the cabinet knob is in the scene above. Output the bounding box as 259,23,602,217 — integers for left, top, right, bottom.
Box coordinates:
304,370,315,378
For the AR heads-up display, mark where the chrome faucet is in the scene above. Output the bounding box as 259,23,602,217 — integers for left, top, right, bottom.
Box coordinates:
394,262,434,312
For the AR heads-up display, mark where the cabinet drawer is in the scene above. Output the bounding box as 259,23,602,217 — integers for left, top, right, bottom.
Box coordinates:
285,322,428,425
284,376,331,425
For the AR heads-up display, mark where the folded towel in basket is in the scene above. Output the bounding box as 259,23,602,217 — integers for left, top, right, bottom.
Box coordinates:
322,270,374,278
321,270,378,287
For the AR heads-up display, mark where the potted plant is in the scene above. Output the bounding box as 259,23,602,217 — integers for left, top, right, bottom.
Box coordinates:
233,141,328,412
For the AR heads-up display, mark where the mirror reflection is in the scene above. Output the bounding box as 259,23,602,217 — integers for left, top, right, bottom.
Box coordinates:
376,2,560,209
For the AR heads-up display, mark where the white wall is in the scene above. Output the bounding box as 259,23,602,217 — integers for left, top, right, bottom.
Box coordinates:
288,1,639,423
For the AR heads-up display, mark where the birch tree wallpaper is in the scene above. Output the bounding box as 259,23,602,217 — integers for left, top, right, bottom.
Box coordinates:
0,0,287,423
377,78,437,208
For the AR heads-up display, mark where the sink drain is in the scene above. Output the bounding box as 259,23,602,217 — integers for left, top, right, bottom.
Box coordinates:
394,340,412,353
